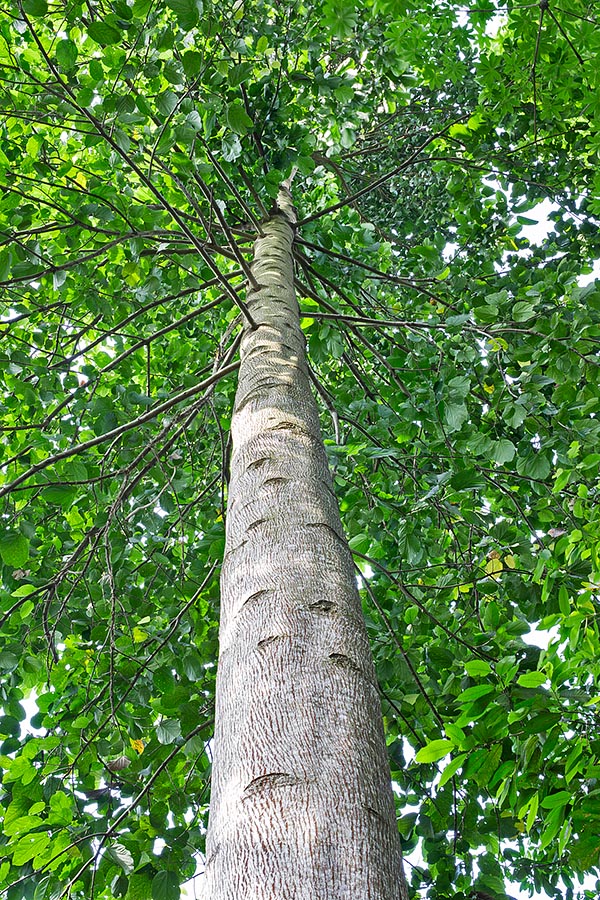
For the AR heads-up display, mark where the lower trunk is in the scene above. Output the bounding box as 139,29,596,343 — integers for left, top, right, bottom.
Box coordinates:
204,184,408,900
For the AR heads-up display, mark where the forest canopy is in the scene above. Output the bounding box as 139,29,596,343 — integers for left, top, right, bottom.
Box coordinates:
0,1,599,898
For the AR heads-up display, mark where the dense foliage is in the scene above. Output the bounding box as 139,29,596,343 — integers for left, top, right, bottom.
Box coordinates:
1,0,599,898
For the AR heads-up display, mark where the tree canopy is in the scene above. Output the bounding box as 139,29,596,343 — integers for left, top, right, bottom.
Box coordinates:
1,1,599,898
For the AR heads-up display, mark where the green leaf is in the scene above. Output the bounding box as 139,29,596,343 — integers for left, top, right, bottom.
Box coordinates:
457,684,496,703
415,739,454,763
33,876,52,900
22,0,48,14
526,792,539,831
0,531,29,567
182,50,203,77
12,832,51,865
0,249,11,280
5,813,44,836
11,584,36,597
152,871,180,900
522,711,561,734
464,660,492,677
516,450,551,480
491,439,516,464
438,752,467,787
166,0,202,30
87,20,122,45
56,39,78,68
444,402,468,432
321,0,358,38
156,719,181,744
512,301,537,322
228,63,253,88
42,484,77,507
558,585,570,615
49,792,74,826
340,127,357,149
225,102,254,136
182,653,204,680
0,652,19,672
517,672,548,688
541,790,571,809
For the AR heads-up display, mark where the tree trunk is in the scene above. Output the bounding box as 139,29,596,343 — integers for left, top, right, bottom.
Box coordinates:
204,183,408,900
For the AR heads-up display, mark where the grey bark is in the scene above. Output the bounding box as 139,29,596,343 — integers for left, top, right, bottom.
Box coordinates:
204,183,409,900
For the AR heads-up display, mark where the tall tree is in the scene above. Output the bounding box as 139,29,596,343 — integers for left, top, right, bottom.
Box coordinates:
0,2,599,900
205,179,408,898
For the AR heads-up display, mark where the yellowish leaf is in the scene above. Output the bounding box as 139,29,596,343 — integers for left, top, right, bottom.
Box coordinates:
485,557,503,577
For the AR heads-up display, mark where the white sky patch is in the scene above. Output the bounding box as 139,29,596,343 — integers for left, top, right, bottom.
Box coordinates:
516,198,557,244
522,620,560,651
509,195,600,285
18,691,45,738
455,8,506,37
578,256,600,286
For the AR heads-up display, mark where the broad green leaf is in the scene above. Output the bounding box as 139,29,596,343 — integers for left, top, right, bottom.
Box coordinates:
22,0,48,14
48,793,74,826
152,871,180,900
491,439,516,464
464,660,492,677
42,484,77,507
166,0,202,30
517,672,548,688
0,652,19,672
516,450,551,480
221,133,242,161
87,21,122,45
12,833,51,866
540,791,573,809
225,102,254,136
444,402,468,432
56,39,78,68
129,874,154,900
438,752,467,787
512,301,537,322
415,739,454,763
0,531,29,567
182,50,203,77
156,719,181,744
4,814,44,837
457,684,495,703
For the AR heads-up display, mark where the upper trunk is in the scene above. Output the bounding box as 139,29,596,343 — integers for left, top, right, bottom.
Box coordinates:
204,183,408,900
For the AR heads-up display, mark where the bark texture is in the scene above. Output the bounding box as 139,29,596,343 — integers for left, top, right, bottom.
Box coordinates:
204,184,408,900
